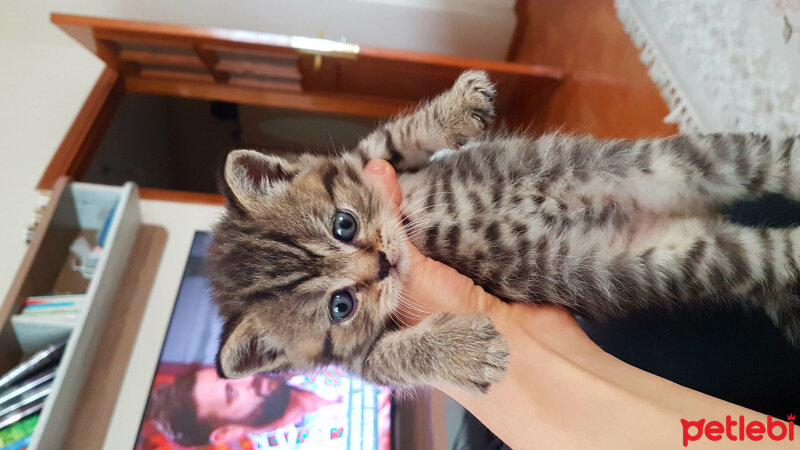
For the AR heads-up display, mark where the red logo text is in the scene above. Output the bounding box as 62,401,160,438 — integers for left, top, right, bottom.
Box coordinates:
681,414,796,447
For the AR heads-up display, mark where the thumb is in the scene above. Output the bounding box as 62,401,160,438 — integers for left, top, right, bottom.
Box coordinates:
405,250,505,319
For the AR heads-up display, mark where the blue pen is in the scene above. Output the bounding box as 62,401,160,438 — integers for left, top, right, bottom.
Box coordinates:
24,302,76,310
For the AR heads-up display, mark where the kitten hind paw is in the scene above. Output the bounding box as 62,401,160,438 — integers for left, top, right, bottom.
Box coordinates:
763,294,800,347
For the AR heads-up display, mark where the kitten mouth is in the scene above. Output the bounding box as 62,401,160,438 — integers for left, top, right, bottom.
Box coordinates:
377,251,395,280
378,264,397,280
377,263,402,282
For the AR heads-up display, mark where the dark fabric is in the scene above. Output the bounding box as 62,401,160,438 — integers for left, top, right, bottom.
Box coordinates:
450,196,800,449
450,409,511,450
582,195,800,419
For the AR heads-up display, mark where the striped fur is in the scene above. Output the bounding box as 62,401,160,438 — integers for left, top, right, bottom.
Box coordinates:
209,71,800,393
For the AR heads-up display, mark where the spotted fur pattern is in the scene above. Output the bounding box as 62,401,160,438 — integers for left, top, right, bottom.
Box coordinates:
209,71,800,393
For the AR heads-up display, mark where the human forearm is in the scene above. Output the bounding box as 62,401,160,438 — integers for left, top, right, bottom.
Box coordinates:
441,302,796,450
360,159,798,449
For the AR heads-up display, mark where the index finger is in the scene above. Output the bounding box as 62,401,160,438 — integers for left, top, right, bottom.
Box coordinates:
362,159,403,209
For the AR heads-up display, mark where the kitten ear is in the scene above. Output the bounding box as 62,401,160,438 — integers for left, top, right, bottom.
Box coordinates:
216,314,287,378
222,150,298,214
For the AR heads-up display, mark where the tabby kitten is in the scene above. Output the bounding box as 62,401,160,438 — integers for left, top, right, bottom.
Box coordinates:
209,71,800,393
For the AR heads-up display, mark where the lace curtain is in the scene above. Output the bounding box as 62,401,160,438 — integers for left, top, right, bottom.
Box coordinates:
615,0,800,134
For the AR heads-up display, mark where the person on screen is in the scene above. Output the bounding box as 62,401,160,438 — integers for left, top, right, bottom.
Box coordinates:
147,365,340,446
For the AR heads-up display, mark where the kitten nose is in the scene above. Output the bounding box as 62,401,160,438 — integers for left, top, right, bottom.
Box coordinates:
377,251,391,280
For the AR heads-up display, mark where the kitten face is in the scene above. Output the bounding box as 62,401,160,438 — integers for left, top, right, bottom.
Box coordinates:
209,150,409,378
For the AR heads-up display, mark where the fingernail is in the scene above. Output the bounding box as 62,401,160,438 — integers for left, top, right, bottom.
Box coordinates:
367,161,386,175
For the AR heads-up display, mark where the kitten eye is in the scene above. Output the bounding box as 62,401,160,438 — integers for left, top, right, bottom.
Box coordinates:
329,290,355,322
332,211,358,242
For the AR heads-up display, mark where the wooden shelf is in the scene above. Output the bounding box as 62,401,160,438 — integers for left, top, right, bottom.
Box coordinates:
0,178,141,449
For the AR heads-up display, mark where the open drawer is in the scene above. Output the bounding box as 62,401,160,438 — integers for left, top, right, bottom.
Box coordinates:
36,13,563,204
0,177,140,449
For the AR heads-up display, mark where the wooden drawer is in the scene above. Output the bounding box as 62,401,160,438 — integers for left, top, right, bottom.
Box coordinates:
0,177,140,449
35,14,562,204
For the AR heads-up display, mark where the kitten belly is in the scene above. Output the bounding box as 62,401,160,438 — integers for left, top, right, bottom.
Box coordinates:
398,170,666,258
396,170,690,307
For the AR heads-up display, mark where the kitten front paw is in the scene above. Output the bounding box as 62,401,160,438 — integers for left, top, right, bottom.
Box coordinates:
433,313,509,394
446,70,497,145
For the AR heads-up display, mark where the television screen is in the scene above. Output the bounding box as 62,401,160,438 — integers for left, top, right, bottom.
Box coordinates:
134,232,392,449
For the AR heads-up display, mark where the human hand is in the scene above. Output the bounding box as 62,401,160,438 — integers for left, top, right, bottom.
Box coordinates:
362,159,612,447
361,159,785,450
361,157,594,343
361,158,577,324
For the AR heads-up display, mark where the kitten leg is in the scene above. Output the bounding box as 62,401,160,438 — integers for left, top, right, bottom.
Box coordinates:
523,133,800,214
351,70,497,171
358,313,509,393
546,218,800,345
760,290,800,345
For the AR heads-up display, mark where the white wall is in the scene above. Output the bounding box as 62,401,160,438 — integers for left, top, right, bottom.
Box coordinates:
0,40,104,304
0,0,516,301
0,0,515,59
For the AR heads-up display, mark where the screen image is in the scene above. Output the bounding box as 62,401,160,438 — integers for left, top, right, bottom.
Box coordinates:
135,232,392,450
